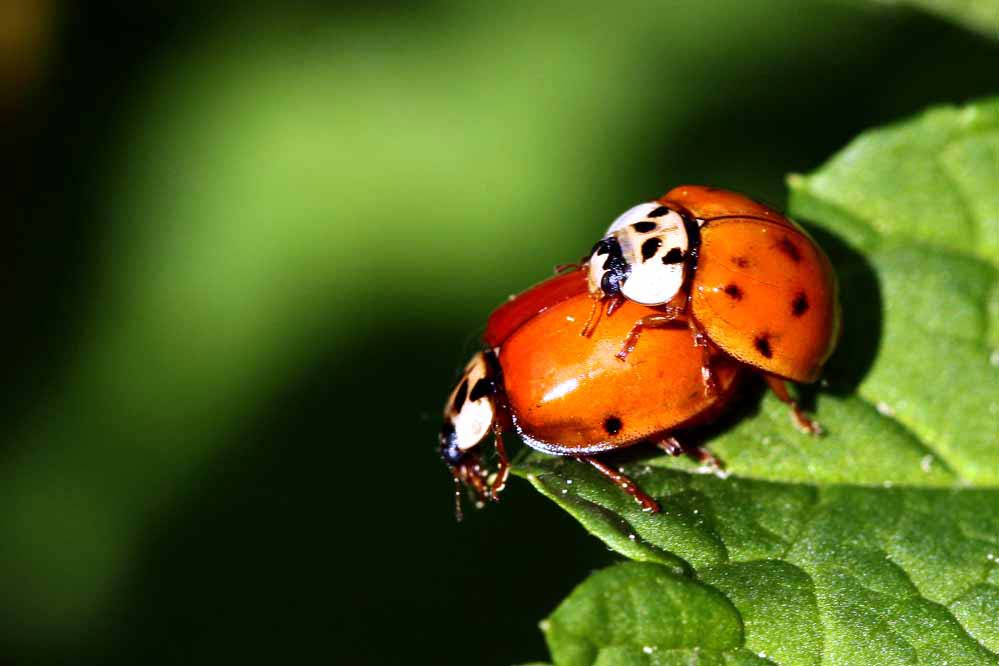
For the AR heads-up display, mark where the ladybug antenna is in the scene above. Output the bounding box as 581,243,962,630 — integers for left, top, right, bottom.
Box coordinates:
699,213,778,224
452,473,465,522
554,262,581,274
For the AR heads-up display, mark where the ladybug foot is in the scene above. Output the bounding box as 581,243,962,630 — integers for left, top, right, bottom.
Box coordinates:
656,437,725,471
789,405,823,436
764,374,823,437
688,445,725,471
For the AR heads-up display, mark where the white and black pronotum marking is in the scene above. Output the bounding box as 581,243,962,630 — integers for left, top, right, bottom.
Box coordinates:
440,351,498,464
587,202,700,305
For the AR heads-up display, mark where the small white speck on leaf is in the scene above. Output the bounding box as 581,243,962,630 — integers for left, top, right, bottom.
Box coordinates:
920,455,933,472
990,349,999,366
561,489,568,495
883,480,893,488
876,401,895,417
628,534,636,541
566,479,573,485
642,646,654,654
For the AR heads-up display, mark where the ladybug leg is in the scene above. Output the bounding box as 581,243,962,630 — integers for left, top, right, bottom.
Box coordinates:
580,295,604,338
582,294,627,338
604,293,626,317
554,261,581,274
488,422,510,501
764,374,823,435
578,456,660,513
693,334,719,398
616,306,685,361
656,436,725,470
687,319,720,398
453,454,489,509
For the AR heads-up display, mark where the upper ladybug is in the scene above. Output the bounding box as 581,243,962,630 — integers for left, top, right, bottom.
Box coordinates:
584,185,840,432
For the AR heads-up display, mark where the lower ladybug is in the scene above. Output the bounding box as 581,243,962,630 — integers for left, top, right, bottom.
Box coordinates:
440,270,742,516
583,185,840,433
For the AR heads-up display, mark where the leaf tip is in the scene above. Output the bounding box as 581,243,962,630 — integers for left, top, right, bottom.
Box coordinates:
785,172,806,190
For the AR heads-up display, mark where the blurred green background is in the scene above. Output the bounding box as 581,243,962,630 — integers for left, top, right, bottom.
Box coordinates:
1,2,995,664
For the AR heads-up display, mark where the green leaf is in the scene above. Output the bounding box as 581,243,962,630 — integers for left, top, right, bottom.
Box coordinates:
544,562,770,666
516,98,999,665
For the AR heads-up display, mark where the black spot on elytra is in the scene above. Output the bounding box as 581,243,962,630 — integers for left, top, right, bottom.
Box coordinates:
641,237,662,261
648,206,671,218
775,236,802,262
754,335,773,358
603,416,623,435
731,256,751,268
632,220,657,233
661,247,684,264
792,291,809,316
452,379,469,412
724,284,742,300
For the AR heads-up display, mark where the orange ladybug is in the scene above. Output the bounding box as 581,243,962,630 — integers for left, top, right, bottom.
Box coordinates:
583,185,840,433
440,270,742,516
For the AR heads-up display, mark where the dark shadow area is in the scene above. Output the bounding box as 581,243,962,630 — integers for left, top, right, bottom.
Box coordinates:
0,4,229,438
631,13,999,207
799,224,883,397
85,324,613,666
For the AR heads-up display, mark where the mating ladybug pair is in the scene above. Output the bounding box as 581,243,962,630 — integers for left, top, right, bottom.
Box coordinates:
440,185,840,516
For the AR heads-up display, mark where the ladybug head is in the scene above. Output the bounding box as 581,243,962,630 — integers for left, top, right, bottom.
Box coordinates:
440,351,502,517
586,202,696,306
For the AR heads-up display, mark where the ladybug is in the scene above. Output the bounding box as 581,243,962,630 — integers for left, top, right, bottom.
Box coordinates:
584,185,840,433
440,270,742,516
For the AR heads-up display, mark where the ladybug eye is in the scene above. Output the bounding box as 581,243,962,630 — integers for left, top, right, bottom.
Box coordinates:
439,422,464,465
587,237,630,297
